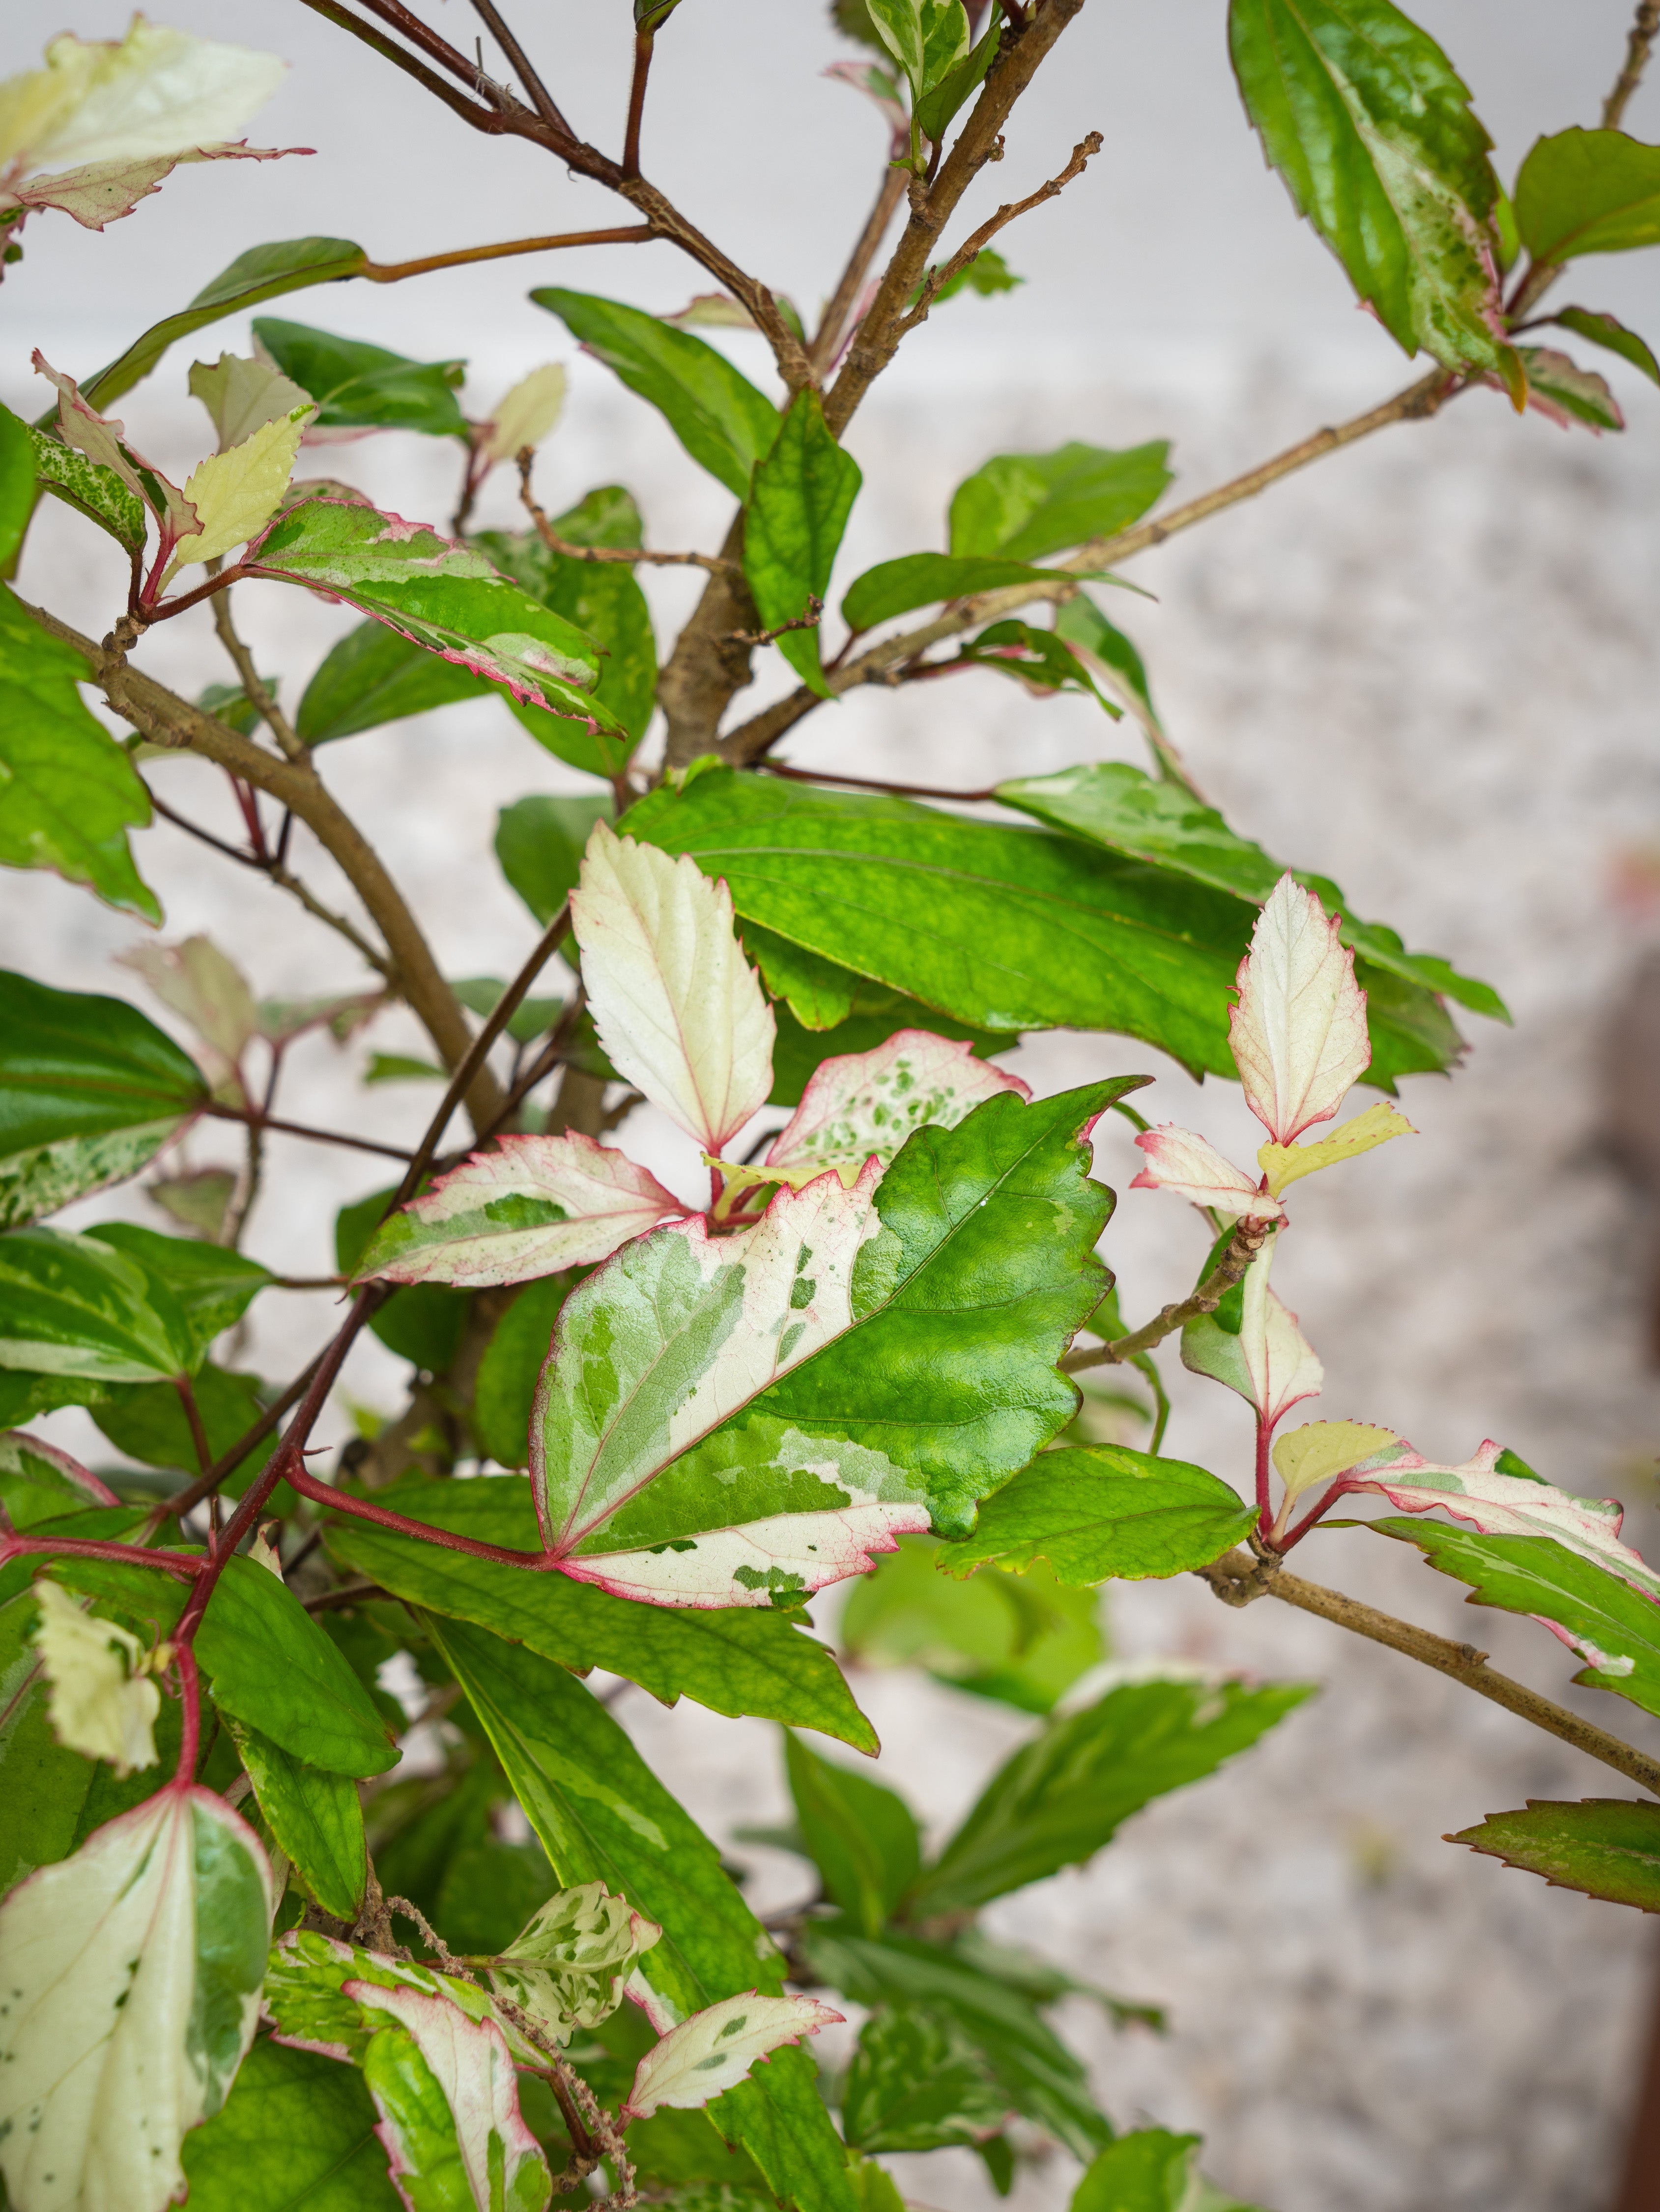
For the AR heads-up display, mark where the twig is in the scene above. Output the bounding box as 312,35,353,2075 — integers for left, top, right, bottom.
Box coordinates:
727,597,823,648
898,131,1101,336
294,0,508,132
1198,1547,1660,1800
516,455,734,570
1604,0,1660,127
1064,1222,1269,1371
481,987,591,1139
468,0,576,138
203,1102,414,1165
361,224,655,282
623,26,653,178
173,1376,214,1476
209,586,306,761
154,1353,329,1525
810,167,909,376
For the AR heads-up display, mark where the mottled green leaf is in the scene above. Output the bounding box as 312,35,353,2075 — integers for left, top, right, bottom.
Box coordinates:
86,1223,270,1361
1448,1797,1660,1915
840,2004,1010,2151
253,318,467,438
230,1718,367,1922
941,1445,1256,1586
295,616,494,744
181,2035,401,2210
949,441,1171,562
743,389,861,698
783,1730,921,1933
1515,126,1660,261
0,1225,196,1382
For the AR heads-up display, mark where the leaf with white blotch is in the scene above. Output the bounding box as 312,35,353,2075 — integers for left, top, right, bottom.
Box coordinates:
242,497,625,739
32,1576,161,1774
623,1992,842,2121
572,820,775,1154
355,1131,690,1289
118,932,259,1087
164,404,316,582
487,1881,662,2047
480,363,568,464
190,349,315,452
1182,1233,1322,1433
0,20,286,172
1448,1798,1660,1916
840,2004,1011,2153
0,1224,197,1382
0,145,303,233
1259,1099,1413,1196
764,1029,1029,1186
263,1927,489,2060
0,1783,275,2212
1271,1419,1399,1503
1231,873,1370,1144
529,1080,1124,1605
1130,1125,1283,1220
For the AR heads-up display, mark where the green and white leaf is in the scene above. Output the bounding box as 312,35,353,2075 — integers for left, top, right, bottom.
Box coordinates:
487,1880,661,2046
841,2004,1010,2151
1181,1234,1323,1432
32,1576,161,1775
0,1224,196,1381
189,350,314,451
760,1027,1028,1186
624,1992,842,2121
118,931,259,1087
24,417,147,553
1230,874,1370,1144
941,1445,1257,1586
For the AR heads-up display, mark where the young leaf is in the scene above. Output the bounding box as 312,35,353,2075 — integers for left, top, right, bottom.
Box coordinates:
1130,1125,1283,1219
915,14,1000,143
1182,1234,1323,1431
180,2037,402,2211
0,19,286,172
743,389,861,698
1271,1419,1398,1503
487,1881,661,2046
939,1445,1257,1585
623,1993,842,2120
355,1132,690,1289
948,441,1172,562
1073,2129,1265,2212
1258,1099,1414,1195
1228,0,1520,393
762,1028,1029,1185
2,145,304,235
533,289,781,499
479,363,568,463
0,584,161,922
295,615,494,744
1231,873,1371,1144
1546,305,1660,384
783,1730,922,1934
841,552,1064,633
572,821,775,1154
0,969,205,1229
34,349,199,553
841,2004,1011,2151
0,1784,275,2212
161,403,315,582
32,1576,161,1774
190,350,315,451
1514,126,1660,262
229,1718,368,1923
1447,1798,1660,1915
119,931,259,1088
863,0,927,88
0,1224,197,1382
495,791,613,924
252,318,468,439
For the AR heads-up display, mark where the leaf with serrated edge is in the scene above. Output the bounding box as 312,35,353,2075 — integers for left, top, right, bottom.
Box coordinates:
765,1029,1029,1185
356,1132,690,1289
33,349,197,549
941,1444,1256,1585
488,1881,661,2047
1259,1100,1414,1196
573,821,775,1153
1271,1420,1399,1503
1231,873,1370,1143
1448,1798,1660,1915
32,1576,160,1774
0,1783,275,2212
0,20,286,171
623,1993,842,2121
162,405,316,582
1130,1125,1283,1219
1,146,303,233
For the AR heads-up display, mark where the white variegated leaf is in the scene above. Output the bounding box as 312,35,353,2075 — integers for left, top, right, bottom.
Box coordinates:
32,1578,161,1776
0,145,302,232
1230,873,1370,1145
1182,1232,1321,1434
0,1785,274,2212
0,21,286,172
1130,1124,1284,1220
558,1503,925,1608
487,1882,660,2046
764,1029,1030,1184
355,1132,691,1288
622,1991,842,2122
571,822,775,1153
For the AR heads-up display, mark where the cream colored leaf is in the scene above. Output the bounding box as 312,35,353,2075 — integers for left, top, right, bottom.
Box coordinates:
1130,1124,1284,1220
1271,1420,1401,1505
0,145,300,232
162,407,311,582
0,1785,274,2212
480,364,568,464
190,350,315,453
621,1992,842,2121
487,1881,661,2047
571,821,775,1153
1240,1232,1323,1432
118,933,259,1080
0,20,286,173
1259,1101,1415,1197
1230,873,1370,1145
32,1578,160,1776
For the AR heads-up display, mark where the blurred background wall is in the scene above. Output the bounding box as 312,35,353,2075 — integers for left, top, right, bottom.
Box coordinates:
4,3,1660,2207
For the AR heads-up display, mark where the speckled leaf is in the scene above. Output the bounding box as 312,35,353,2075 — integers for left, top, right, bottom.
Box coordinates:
763,1029,1029,1185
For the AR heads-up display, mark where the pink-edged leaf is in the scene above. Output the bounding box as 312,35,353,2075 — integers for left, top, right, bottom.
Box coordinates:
622,1992,843,2122
1241,1234,1322,1430
1230,873,1370,1144
32,349,196,549
765,1028,1029,1184
571,821,775,1154
353,1132,692,1288
1,142,308,231
1130,1124,1284,1220
823,58,909,144
0,1427,119,1508
560,1500,930,1610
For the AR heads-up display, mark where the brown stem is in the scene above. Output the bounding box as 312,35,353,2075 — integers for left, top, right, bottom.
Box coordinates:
468,0,576,138
623,27,653,178
810,167,909,375
897,130,1102,337
293,0,506,131
203,1101,414,1165
657,512,763,767
727,595,823,648
1199,1547,1660,1800
209,586,305,761
1064,1222,1269,1371
361,225,656,283
516,455,733,570
30,603,502,1131
173,1376,214,1476
1604,0,1660,127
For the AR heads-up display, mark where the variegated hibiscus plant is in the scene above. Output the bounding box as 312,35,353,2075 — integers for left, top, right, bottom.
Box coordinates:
0,4,1657,2210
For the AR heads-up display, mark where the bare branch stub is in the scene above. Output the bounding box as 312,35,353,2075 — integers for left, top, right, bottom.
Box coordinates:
516,453,736,572
727,596,825,648
898,129,1103,337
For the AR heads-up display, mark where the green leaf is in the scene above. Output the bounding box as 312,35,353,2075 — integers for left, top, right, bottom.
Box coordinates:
744,390,861,698
320,1476,879,1749
841,552,1059,634
25,419,149,555
1364,1519,1660,1720
783,1730,921,1934
336,1187,470,1374
431,1618,859,2212
948,440,1171,561
1073,2130,1266,2212
961,617,1120,713
181,2035,401,2210
841,1534,1103,1713
0,583,160,921
1228,0,1518,390
908,1673,1312,1917
940,1445,1256,1585
1053,594,1161,728
477,521,658,755
0,405,31,569
1546,306,1660,383
0,969,206,1230
994,759,1508,1019
1515,126,1660,261
1516,344,1624,430
80,237,369,412
229,1718,368,1922
533,290,780,499
295,616,494,744
523,482,647,551
85,1223,271,1361
495,793,613,926
0,1225,196,1382
473,1276,571,1468
91,1362,285,1503
840,2004,1010,2151
1447,1797,1660,1915
797,1922,1111,2160
252,318,467,438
